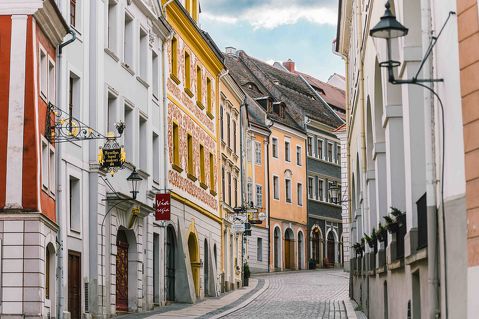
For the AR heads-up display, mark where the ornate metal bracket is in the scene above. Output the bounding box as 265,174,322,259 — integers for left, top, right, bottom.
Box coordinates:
46,102,125,143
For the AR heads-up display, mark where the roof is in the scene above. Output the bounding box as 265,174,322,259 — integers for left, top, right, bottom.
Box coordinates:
296,72,345,111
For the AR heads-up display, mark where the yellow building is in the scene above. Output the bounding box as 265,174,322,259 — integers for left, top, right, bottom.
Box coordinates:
218,74,245,291
162,0,224,302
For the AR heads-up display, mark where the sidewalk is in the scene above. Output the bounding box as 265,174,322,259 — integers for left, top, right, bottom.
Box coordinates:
118,278,266,319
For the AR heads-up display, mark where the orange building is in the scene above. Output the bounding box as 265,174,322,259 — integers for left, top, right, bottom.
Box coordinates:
457,0,479,316
0,1,68,317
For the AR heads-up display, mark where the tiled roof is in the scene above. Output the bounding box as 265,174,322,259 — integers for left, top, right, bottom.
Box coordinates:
297,71,346,111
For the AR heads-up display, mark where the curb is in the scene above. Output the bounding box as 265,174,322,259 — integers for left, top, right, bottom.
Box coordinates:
343,299,358,319
210,278,270,319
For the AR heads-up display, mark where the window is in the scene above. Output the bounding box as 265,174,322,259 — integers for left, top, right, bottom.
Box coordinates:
308,177,314,199
273,176,279,200
200,145,205,184
307,136,313,156
187,134,194,176
70,0,77,28
247,182,253,205
256,185,263,208
107,0,117,52
220,106,224,141
124,105,133,162
272,138,278,158
41,140,49,189
257,238,263,261
207,77,212,113
48,60,55,102
107,92,117,133
327,142,333,162
228,172,232,205
39,50,47,98
196,66,202,103
297,183,303,206
285,141,290,162
233,121,237,154
49,147,55,193
139,117,147,171
317,139,323,159
45,247,51,299
221,167,225,201
70,176,81,232
233,177,238,207
139,28,148,79
255,142,261,164
172,122,180,166
285,179,292,203
124,13,134,68
152,51,159,98
227,113,231,147
296,146,302,166
171,37,178,78
318,179,324,201
184,51,191,91
153,133,159,182
209,153,215,190
336,144,341,164
68,73,80,125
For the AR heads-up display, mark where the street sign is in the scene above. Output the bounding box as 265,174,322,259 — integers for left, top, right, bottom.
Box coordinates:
232,222,245,233
155,193,171,221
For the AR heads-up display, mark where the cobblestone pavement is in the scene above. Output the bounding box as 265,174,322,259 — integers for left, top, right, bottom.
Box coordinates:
220,269,350,319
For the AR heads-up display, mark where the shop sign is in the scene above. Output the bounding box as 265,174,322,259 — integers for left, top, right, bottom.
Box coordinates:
155,193,171,221
101,148,123,168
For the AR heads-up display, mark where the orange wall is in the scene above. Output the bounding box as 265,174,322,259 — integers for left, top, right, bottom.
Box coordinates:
253,133,267,228
0,16,12,208
457,0,479,267
268,126,307,225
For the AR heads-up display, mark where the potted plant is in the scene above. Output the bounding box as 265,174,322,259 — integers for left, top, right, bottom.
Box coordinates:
309,258,317,270
384,215,399,233
364,228,378,252
391,207,406,228
243,262,250,287
377,223,387,242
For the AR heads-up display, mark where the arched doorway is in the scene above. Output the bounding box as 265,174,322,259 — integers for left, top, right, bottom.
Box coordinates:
311,227,322,265
116,228,138,312
204,239,209,297
284,228,294,270
273,227,280,270
166,225,176,301
188,233,200,297
327,231,335,267
297,231,304,270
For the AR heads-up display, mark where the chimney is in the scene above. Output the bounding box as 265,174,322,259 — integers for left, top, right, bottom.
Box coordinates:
225,47,237,55
283,59,295,72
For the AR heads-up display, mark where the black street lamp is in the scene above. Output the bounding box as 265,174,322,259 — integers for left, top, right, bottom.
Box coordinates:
328,181,341,205
127,168,142,200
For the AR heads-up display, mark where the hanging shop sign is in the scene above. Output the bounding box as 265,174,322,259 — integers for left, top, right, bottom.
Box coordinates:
98,136,126,176
155,193,171,221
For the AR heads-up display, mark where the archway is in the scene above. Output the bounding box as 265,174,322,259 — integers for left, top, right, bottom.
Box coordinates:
284,228,294,270
116,228,138,312
204,239,209,296
327,231,335,267
297,231,304,270
166,225,176,301
311,227,323,266
188,232,200,297
273,227,281,270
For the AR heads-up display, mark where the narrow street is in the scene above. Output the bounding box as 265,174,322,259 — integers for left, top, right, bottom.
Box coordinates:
124,269,356,319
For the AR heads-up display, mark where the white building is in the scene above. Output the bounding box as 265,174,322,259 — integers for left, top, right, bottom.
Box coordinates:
337,0,467,318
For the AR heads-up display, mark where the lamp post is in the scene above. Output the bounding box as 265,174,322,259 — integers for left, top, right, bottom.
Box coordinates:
100,167,143,315
328,181,341,205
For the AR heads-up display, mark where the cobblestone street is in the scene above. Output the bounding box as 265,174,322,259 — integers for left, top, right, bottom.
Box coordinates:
222,270,351,319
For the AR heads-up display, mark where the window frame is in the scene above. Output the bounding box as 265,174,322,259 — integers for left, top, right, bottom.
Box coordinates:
254,141,262,165
308,177,314,199
296,145,302,166
273,175,280,200
272,137,278,158
285,178,292,203
284,140,290,162
297,183,303,206
317,138,324,160
255,184,263,208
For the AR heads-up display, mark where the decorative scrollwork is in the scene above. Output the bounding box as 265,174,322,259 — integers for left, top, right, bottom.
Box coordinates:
46,102,123,143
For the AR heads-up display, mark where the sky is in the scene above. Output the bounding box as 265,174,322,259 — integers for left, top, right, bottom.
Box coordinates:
198,0,344,82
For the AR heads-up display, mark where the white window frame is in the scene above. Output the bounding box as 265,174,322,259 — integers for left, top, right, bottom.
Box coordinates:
107,0,118,53
307,136,313,157
247,182,253,205
336,144,341,164
139,26,148,80
41,136,55,196
327,142,334,162
296,145,302,166
272,137,278,158
285,140,290,162
255,184,263,208
68,174,81,234
257,238,263,261
297,183,303,206
285,178,292,203
273,175,280,200
254,141,262,165
39,47,48,100
318,179,325,201
308,177,314,199
47,58,55,103
317,138,324,160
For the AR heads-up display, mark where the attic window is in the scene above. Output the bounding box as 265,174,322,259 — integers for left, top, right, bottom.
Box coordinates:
273,80,279,85
244,82,261,93
272,102,284,118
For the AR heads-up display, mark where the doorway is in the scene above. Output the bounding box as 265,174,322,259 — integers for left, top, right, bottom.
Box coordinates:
327,231,335,266
284,228,294,269
68,251,81,319
188,232,200,297
166,225,176,301
204,239,209,296
298,231,303,270
116,230,129,312
273,227,280,269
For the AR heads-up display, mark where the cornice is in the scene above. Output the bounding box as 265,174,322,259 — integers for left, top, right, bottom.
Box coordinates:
33,0,68,46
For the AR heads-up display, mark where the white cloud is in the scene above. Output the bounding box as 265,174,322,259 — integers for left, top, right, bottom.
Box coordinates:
202,3,337,30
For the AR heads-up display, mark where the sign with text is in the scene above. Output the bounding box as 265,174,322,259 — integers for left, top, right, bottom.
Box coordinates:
155,193,171,221
102,148,122,168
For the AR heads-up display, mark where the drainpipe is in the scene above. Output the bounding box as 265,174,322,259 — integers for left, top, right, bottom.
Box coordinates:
266,136,271,272
420,0,440,317
56,29,76,319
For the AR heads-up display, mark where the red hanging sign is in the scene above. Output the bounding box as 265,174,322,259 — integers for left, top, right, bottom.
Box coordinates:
155,193,171,221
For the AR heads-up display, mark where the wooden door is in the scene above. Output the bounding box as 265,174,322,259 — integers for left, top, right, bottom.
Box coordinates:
116,239,129,312
284,239,291,269
68,251,81,319
166,227,175,301
327,235,335,266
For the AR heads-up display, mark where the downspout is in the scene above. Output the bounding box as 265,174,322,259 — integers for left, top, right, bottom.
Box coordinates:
266,121,273,272
421,0,440,317
56,29,76,319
